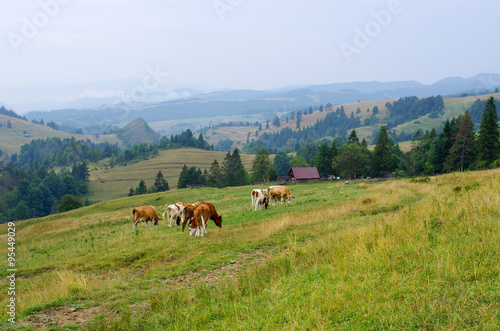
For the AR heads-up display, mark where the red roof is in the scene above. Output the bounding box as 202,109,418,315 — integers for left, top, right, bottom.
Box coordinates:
289,167,320,180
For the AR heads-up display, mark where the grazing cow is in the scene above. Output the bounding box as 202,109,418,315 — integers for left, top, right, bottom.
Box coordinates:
268,185,295,205
131,205,162,230
189,203,210,237
181,203,203,231
251,189,268,211
182,202,222,233
162,202,187,228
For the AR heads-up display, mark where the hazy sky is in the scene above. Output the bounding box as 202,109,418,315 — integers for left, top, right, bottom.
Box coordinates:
1,0,499,92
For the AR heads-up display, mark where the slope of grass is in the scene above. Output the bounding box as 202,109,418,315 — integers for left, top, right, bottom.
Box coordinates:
1,168,499,329
88,148,257,202
0,114,122,158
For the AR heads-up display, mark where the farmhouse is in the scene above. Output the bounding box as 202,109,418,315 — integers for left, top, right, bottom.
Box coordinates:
289,167,320,182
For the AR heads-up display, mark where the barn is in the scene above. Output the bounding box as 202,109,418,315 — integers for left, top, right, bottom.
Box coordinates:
289,167,320,182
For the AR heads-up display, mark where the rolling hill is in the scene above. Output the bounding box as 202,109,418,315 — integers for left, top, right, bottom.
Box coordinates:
89,148,258,202
204,93,500,152
1,168,499,329
0,114,122,163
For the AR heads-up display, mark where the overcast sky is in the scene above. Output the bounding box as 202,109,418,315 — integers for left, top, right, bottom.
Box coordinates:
1,0,499,93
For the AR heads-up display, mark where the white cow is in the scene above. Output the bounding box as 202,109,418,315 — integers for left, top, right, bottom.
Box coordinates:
251,189,268,211
162,202,187,228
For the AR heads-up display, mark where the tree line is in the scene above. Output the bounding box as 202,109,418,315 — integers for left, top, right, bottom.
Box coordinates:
0,162,90,222
170,96,499,189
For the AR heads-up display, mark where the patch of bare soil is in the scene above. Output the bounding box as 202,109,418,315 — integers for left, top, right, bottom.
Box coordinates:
21,305,114,330
163,248,271,287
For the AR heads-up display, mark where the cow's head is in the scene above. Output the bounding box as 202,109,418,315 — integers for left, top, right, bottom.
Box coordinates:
154,217,162,226
213,215,222,228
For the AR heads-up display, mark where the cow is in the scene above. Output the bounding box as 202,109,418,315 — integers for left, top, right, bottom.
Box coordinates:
131,205,162,230
182,202,222,234
251,189,268,211
162,202,187,228
189,203,211,237
268,185,295,205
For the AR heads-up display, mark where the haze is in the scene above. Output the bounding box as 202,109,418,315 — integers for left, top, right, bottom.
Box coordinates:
1,0,499,111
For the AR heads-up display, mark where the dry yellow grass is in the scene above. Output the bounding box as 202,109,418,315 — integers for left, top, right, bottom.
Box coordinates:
0,114,122,158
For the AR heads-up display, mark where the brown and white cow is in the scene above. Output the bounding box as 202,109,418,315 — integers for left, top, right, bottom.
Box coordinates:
162,202,187,228
182,202,222,234
131,205,162,230
189,203,210,237
251,189,268,211
268,185,295,205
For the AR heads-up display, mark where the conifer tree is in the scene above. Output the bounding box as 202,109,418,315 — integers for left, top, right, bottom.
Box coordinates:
154,170,169,192
347,130,360,145
251,148,273,183
207,159,224,188
476,96,499,165
372,126,396,177
445,111,475,172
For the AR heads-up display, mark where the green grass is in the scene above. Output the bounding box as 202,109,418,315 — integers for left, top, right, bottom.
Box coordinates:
1,169,500,329
88,148,258,202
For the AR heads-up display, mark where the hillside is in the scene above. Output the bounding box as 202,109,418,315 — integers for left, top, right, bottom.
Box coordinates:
116,118,160,147
204,93,500,151
1,169,499,329
89,148,258,202
0,114,122,162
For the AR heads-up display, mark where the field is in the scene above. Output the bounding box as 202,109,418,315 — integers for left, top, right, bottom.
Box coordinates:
89,148,257,202
1,168,499,330
0,114,122,161
205,93,500,152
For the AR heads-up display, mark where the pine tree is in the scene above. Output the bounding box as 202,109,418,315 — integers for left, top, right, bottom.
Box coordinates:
154,170,169,192
251,148,273,183
372,126,396,177
311,143,334,177
221,149,248,187
347,130,360,145
135,180,148,195
207,159,224,188
445,111,475,172
476,96,499,165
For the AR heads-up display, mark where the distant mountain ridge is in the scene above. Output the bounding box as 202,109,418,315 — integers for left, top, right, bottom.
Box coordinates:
22,73,500,134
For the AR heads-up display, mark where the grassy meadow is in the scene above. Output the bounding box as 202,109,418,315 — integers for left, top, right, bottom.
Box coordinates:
89,148,257,202
1,168,499,329
0,114,122,158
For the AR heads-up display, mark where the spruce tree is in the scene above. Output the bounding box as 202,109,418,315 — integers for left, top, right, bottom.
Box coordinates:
154,170,169,192
445,111,475,172
372,126,396,177
135,180,148,195
476,96,499,165
251,148,273,183
347,130,360,145
207,159,224,188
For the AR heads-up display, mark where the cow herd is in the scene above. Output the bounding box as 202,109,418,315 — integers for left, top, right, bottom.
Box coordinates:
131,185,294,237
251,185,295,212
